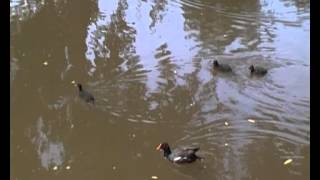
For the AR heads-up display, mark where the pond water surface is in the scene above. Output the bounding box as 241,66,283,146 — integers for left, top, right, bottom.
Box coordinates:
10,0,309,179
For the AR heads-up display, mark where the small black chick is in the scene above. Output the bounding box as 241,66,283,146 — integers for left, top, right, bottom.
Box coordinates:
213,60,232,72
77,83,95,104
249,65,268,76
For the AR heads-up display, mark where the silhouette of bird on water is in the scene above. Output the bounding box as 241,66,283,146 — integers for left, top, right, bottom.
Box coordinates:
213,60,232,72
248,65,268,76
77,83,95,104
156,142,203,164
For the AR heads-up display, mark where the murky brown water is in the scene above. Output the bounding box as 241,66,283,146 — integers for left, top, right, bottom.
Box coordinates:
10,0,309,179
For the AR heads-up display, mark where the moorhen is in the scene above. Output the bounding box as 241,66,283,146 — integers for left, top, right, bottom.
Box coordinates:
249,65,268,76
77,83,95,104
156,142,202,164
213,60,232,72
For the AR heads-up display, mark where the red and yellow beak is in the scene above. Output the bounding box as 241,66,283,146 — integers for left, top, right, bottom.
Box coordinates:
156,143,162,150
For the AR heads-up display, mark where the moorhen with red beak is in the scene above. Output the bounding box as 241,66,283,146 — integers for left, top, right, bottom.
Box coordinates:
156,142,202,164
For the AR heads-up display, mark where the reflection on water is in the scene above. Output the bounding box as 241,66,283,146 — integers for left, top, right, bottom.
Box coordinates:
31,117,65,170
11,0,309,179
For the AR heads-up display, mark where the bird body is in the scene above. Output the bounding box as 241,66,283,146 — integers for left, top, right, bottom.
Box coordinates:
249,65,268,76
77,84,95,104
213,60,232,72
156,143,202,164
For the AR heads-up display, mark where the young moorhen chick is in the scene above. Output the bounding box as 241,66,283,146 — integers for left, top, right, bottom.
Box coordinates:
77,83,95,104
156,142,202,164
213,60,232,72
249,65,268,76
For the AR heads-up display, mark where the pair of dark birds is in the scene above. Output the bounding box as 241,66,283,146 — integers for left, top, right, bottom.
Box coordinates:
75,84,201,164
213,60,268,76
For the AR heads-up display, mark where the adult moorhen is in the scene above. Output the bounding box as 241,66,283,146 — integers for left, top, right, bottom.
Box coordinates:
156,142,202,164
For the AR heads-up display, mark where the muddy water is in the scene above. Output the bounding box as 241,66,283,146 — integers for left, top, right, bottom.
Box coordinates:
10,0,309,179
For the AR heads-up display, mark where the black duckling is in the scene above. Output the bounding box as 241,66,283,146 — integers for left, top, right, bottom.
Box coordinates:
213,60,232,72
249,65,268,76
77,83,95,104
156,142,202,164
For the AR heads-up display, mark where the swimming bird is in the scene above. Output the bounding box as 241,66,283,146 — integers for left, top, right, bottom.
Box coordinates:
213,60,232,72
249,65,268,76
77,83,95,104
156,142,202,164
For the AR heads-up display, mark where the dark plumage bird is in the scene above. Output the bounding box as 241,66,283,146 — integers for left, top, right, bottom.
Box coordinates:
213,60,232,72
249,65,268,76
77,83,95,104
156,142,202,164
